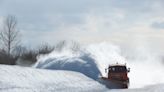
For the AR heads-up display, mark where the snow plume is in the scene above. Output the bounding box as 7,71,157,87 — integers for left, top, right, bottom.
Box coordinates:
34,41,164,88
86,43,127,77
34,41,101,80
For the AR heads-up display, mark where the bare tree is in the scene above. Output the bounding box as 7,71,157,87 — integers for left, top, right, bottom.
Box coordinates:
38,43,54,55
0,15,20,64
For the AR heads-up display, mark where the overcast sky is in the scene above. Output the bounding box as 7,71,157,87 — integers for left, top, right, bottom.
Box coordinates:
0,0,164,49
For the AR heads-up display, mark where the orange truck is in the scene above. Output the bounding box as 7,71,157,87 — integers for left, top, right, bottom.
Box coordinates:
100,63,130,89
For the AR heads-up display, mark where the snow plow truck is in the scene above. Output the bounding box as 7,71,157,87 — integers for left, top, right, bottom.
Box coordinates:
100,63,130,89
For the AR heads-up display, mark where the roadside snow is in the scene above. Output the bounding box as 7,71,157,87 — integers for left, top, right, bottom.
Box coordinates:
0,65,107,92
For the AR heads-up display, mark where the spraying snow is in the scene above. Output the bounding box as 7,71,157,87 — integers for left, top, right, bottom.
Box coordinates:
127,49,164,88
86,42,127,77
34,41,100,80
34,41,164,88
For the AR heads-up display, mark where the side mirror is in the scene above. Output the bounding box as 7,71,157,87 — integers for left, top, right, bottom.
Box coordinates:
105,68,107,73
127,68,130,72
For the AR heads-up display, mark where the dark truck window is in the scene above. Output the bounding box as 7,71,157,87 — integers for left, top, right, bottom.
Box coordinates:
108,66,127,73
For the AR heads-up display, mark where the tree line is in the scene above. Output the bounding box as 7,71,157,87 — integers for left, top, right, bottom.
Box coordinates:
0,15,54,65
0,15,80,66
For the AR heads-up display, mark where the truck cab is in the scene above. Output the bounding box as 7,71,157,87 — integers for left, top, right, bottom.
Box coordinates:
101,63,130,89
107,65,130,81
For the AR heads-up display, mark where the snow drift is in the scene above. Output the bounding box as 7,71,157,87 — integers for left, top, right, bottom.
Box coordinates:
0,65,107,92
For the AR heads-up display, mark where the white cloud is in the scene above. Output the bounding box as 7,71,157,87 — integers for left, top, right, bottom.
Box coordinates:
1,0,164,47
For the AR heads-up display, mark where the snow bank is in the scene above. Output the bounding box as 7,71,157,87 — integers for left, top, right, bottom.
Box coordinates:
0,65,107,92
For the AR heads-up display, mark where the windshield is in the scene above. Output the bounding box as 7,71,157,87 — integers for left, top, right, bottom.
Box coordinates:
108,66,127,73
